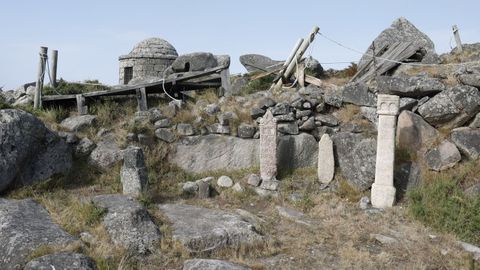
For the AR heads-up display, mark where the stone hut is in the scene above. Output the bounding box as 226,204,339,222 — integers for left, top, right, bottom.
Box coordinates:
118,38,178,85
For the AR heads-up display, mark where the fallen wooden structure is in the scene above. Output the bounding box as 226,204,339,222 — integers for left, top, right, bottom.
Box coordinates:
42,64,231,114
350,41,422,83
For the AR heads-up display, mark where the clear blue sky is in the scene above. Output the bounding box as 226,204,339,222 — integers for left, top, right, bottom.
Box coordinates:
1,0,479,90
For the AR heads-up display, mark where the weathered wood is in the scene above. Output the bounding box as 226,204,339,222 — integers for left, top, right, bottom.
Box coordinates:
136,87,148,111
76,94,88,115
51,50,58,87
297,62,305,87
305,75,323,87
34,47,48,109
351,42,420,83
452,25,463,52
272,27,319,91
42,65,230,106
273,38,304,83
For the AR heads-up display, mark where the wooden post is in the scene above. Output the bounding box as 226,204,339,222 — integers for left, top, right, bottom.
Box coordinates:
297,61,305,88
51,50,58,87
76,94,88,115
452,25,463,52
136,87,148,111
220,68,231,96
34,46,48,109
273,26,319,91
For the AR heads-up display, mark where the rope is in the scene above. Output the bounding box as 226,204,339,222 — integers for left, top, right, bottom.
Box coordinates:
161,69,181,101
317,32,480,67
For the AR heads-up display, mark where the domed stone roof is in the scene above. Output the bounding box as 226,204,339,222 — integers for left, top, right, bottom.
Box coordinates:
120,38,178,60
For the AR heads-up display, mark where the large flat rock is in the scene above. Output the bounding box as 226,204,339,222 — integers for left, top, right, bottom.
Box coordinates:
183,259,249,270
0,199,76,269
158,204,263,253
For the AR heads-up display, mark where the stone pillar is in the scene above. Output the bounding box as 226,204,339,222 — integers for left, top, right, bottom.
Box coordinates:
371,94,400,208
120,146,148,196
259,109,278,183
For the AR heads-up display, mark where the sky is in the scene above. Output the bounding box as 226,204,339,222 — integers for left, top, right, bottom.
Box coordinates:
1,0,479,90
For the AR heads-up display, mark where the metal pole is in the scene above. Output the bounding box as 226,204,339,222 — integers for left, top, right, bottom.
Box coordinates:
51,50,58,87
34,47,48,109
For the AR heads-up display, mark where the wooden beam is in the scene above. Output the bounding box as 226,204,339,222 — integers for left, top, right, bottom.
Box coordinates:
297,62,305,88
76,94,88,115
304,75,322,87
136,87,148,111
51,50,58,87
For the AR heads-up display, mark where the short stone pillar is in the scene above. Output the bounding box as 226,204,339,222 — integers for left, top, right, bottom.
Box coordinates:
259,110,278,184
371,94,400,208
120,146,148,196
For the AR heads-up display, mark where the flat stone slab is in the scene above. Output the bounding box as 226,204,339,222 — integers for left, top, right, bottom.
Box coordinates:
158,204,263,253
317,134,334,184
0,199,76,269
183,259,249,270
90,194,161,254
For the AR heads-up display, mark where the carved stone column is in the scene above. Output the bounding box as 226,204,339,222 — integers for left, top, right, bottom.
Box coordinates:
371,94,400,208
259,109,278,182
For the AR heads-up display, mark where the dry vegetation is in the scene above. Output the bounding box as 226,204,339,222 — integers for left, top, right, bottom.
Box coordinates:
3,86,479,269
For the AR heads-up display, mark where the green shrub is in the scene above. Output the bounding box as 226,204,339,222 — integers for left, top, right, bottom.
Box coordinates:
43,79,109,95
240,73,275,95
408,164,480,245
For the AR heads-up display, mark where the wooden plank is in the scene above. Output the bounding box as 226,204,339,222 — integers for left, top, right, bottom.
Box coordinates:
34,47,48,109
452,25,463,52
305,75,323,87
297,62,305,87
352,42,420,83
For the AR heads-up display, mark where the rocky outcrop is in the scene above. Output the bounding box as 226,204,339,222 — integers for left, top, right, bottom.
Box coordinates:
451,127,480,159
277,133,318,171
396,110,439,152
424,140,461,171
417,85,480,128
358,17,437,69
90,194,161,254
376,75,445,98
341,82,377,107
0,199,76,269
171,52,219,73
332,133,377,191
24,252,97,270
158,204,263,253
240,54,283,72
183,259,249,270
0,109,72,192
170,135,259,173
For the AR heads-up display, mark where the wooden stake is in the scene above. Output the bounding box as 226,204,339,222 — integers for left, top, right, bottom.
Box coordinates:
136,87,148,111
51,50,58,87
297,62,305,88
452,25,463,52
34,46,48,109
76,94,88,115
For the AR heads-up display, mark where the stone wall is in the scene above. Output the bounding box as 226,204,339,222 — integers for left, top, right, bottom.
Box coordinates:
119,57,176,84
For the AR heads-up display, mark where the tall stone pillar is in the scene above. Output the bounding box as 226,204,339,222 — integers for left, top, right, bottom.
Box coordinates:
371,94,400,208
259,109,278,182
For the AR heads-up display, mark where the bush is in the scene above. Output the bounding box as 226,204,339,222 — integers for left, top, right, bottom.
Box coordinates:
408,161,480,245
240,73,275,95
43,79,109,95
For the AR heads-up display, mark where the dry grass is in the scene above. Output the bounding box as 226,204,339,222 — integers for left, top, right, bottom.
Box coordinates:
335,104,360,124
